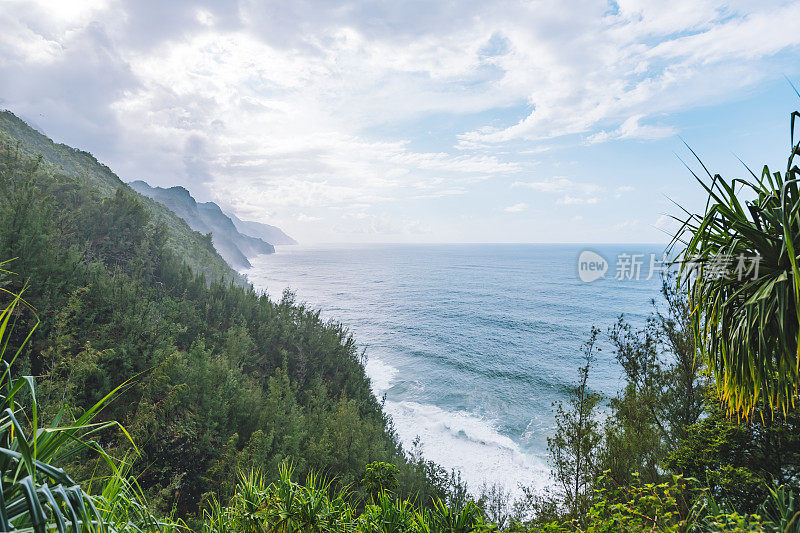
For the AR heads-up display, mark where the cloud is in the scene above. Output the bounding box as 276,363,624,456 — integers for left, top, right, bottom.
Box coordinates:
511,177,603,207
0,1,137,153
504,202,528,212
654,213,681,235
511,177,604,196
614,219,641,231
1,0,798,241
585,115,678,144
558,195,599,205
457,0,800,146
414,188,468,199
333,212,429,236
614,185,635,198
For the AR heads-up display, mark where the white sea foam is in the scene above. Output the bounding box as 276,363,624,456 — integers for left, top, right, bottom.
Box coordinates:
384,399,549,498
362,352,550,499
364,355,399,396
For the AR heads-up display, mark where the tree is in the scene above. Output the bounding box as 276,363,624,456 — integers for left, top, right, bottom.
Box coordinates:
600,276,707,486
0,280,176,532
654,276,705,442
666,398,800,513
672,107,800,417
547,327,603,521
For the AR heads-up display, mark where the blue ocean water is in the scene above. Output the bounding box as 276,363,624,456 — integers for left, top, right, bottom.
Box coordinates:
244,244,665,495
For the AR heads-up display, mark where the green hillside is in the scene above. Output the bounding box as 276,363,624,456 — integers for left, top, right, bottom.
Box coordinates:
0,112,451,525
0,111,239,284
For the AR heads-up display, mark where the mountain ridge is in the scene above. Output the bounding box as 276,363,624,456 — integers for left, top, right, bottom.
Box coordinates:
0,109,240,283
129,180,287,270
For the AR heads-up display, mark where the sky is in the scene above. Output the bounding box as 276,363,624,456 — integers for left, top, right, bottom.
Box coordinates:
2,0,800,244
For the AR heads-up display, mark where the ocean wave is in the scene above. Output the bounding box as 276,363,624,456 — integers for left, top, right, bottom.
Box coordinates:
364,355,400,396
362,353,549,497
383,399,550,497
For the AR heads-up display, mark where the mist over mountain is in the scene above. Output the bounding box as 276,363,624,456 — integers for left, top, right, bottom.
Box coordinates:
0,107,295,275
0,110,239,282
227,211,298,246
129,180,282,270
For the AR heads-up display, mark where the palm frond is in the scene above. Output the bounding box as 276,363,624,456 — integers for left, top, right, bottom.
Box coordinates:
670,108,800,417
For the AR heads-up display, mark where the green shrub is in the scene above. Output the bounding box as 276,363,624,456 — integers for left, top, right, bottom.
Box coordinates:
0,277,178,532
363,462,400,500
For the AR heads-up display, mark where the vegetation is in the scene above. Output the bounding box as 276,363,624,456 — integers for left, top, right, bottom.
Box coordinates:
0,121,458,526
526,282,800,531
1,104,800,531
0,279,179,531
201,464,492,533
670,110,800,417
546,328,602,523
0,111,239,284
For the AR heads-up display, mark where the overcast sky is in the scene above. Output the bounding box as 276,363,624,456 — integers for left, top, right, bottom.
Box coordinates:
2,0,800,244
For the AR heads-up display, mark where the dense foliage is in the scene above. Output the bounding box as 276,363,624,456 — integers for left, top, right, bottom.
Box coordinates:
0,281,179,532
0,133,453,524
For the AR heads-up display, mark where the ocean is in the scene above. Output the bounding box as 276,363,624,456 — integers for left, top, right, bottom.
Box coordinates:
243,243,665,496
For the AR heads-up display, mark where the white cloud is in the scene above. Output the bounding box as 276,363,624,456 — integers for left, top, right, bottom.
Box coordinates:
512,177,602,194
511,177,604,206
0,0,112,65
585,115,678,144
333,212,429,236
504,202,528,212
558,196,599,205
614,185,635,198
1,0,798,241
654,213,681,235
414,188,468,199
457,0,800,146
614,219,641,231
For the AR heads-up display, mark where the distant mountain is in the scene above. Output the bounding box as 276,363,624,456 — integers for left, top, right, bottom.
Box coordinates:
227,212,298,246
129,180,275,270
0,110,240,283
